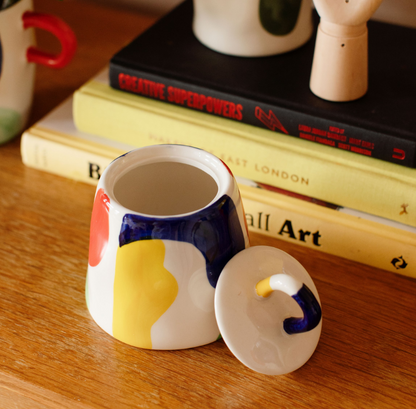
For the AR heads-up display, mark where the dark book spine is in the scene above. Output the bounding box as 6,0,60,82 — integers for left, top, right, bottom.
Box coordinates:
109,62,416,168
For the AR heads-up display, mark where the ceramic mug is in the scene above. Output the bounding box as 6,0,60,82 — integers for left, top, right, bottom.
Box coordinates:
0,0,76,144
192,0,314,57
86,145,322,365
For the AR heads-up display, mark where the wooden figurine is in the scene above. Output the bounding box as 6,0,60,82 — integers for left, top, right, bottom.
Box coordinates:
310,0,384,102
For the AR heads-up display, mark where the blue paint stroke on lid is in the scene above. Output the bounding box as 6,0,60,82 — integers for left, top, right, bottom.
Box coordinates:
284,284,322,334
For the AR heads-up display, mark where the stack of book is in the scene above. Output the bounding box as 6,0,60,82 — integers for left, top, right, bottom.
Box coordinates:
21,0,416,277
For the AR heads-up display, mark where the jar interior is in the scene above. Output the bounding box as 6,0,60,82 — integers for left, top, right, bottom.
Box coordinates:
113,161,219,216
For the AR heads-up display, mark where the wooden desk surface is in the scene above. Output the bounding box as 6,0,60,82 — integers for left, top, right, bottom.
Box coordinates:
1,1,416,407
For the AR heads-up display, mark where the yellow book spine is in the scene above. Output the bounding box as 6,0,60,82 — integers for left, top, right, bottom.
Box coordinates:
73,80,416,227
21,130,116,185
240,185,415,277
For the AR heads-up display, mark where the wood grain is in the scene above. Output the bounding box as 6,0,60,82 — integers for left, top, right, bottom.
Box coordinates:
0,1,416,407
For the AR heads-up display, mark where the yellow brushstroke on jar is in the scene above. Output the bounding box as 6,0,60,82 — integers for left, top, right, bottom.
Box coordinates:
113,239,179,349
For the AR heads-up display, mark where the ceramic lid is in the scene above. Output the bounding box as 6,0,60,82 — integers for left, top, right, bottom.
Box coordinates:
215,246,322,375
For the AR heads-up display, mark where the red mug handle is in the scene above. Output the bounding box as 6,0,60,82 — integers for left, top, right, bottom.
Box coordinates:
22,11,77,69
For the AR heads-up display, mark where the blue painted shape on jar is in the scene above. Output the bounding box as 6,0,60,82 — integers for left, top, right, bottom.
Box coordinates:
119,194,246,288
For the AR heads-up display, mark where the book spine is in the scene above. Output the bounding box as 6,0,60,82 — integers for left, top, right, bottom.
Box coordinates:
21,131,113,185
240,185,415,277
73,81,416,228
20,130,415,277
109,62,416,168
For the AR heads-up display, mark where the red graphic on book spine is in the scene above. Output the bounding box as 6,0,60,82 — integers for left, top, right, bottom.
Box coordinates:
89,188,110,267
255,107,288,134
392,148,405,160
